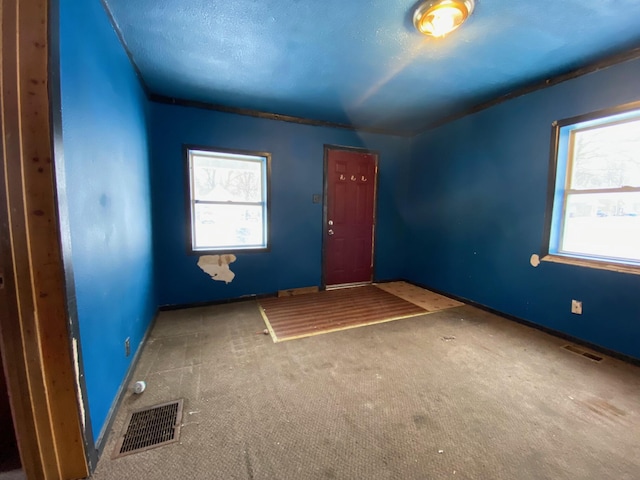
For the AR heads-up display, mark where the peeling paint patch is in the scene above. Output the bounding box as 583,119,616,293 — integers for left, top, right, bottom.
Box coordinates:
72,337,86,430
197,254,237,283
530,254,541,267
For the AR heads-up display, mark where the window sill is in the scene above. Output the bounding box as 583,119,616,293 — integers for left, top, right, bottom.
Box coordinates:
541,254,640,275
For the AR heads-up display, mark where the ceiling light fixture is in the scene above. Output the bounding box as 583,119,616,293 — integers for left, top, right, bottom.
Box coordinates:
413,0,475,37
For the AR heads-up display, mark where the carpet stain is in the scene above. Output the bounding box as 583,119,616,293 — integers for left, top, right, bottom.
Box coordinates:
412,414,429,429
244,449,254,480
583,398,627,418
323,467,337,479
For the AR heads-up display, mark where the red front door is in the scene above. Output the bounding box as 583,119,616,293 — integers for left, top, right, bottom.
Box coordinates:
324,148,377,286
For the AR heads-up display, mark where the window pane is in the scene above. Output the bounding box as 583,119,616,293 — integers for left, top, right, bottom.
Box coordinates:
570,118,640,190
561,192,640,262
194,203,265,249
192,155,263,202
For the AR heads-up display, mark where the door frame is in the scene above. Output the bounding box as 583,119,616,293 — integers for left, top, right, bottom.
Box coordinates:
0,0,90,477
321,144,380,289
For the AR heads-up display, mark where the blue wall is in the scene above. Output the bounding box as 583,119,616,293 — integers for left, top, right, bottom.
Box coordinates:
150,103,409,306
59,0,156,442
405,58,640,360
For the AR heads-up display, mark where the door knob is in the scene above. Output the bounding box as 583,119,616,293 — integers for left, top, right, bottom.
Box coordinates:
328,229,334,236
328,220,333,226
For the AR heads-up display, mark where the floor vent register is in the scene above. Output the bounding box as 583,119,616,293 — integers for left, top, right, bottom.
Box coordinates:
561,344,603,362
113,399,184,458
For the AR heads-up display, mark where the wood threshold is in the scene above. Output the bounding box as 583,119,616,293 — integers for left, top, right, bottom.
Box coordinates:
325,282,372,290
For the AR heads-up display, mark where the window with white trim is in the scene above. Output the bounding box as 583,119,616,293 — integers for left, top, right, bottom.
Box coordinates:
186,147,270,253
546,104,640,267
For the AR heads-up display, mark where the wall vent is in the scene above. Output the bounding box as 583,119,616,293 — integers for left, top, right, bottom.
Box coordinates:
561,344,603,362
113,399,183,458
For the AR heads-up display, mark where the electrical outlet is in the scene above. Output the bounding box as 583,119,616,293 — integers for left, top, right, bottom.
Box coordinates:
125,337,130,357
571,300,582,315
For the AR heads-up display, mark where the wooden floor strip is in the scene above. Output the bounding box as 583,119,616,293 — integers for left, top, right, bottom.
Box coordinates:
375,281,463,311
259,285,428,342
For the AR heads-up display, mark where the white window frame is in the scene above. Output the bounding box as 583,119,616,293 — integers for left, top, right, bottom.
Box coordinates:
185,146,271,253
543,101,640,274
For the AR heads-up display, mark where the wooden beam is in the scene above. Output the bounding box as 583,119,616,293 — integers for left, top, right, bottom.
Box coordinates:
1,1,55,476
0,0,89,478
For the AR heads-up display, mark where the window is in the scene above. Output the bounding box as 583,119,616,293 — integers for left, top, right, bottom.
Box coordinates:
546,103,640,269
186,147,270,253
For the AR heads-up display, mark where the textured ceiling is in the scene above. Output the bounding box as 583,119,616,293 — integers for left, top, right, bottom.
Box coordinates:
103,0,640,134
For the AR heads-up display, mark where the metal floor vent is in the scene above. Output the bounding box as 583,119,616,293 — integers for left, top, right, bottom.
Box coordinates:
113,399,184,459
562,344,603,362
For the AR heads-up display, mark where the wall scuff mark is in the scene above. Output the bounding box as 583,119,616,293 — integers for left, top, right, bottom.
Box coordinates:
197,255,237,283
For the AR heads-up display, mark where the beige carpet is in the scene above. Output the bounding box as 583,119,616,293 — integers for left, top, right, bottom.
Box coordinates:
0,471,25,480
89,301,640,480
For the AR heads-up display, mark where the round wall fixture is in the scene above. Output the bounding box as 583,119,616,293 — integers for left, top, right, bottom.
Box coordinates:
413,0,475,37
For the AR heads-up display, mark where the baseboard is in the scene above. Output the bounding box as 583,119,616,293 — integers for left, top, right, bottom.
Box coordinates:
404,279,640,367
159,292,277,311
373,278,403,285
278,286,319,297
160,281,400,308
93,309,159,460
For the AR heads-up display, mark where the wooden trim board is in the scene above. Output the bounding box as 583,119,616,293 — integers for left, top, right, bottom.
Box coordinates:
277,286,320,297
0,0,89,477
